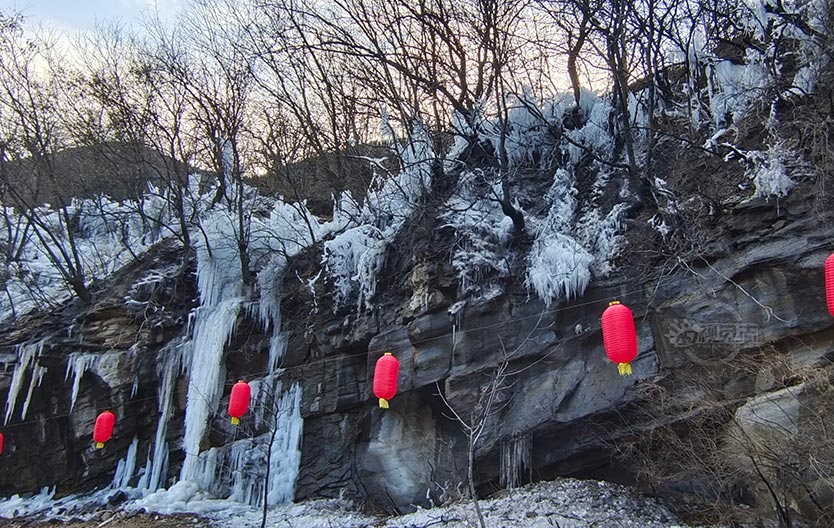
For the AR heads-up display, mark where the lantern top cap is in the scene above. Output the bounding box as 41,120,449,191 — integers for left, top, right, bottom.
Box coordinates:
609,300,621,306
237,380,247,384
384,352,393,356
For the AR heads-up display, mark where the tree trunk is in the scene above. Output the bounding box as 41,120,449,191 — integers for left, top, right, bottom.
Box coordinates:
567,23,589,108
468,433,486,528
70,276,92,304
608,36,643,207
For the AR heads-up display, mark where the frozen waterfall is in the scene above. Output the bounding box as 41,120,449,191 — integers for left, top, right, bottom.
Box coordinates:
180,209,246,482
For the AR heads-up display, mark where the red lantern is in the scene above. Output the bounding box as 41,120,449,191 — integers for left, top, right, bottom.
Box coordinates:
0,431,3,455
601,301,638,376
228,380,251,425
373,352,399,409
93,411,115,449
826,254,834,318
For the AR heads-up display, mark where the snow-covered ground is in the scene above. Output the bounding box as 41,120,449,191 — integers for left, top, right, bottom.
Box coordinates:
208,479,700,528
0,478,715,528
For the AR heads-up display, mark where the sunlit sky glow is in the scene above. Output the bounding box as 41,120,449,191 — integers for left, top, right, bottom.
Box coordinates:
2,0,182,33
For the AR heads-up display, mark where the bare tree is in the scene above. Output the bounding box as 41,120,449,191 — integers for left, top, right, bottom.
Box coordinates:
177,0,259,287
615,351,834,526
0,17,93,302
535,0,603,109
437,359,512,528
77,22,201,253
237,0,415,228
293,0,531,234
435,314,551,527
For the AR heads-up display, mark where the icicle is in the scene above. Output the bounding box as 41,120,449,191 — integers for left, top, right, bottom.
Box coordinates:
20,364,46,420
136,450,151,491
129,345,139,399
180,297,242,482
229,381,303,507
226,438,261,505
65,353,99,412
174,174,319,497
145,342,183,492
265,382,303,506
249,378,264,430
500,433,532,489
256,255,286,332
4,340,45,425
112,437,139,489
268,334,287,375
182,445,223,493
250,371,284,429
256,243,289,374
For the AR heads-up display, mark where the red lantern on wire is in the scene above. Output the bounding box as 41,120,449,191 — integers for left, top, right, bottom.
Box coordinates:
601,301,638,376
228,380,251,425
373,352,399,409
825,253,834,318
93,410,115,449
0,431,4,456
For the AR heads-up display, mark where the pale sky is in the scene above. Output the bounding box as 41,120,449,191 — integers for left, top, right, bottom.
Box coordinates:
1,0,183,33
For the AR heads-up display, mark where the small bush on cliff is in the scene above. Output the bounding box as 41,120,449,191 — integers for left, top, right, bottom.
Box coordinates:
616,350,834,527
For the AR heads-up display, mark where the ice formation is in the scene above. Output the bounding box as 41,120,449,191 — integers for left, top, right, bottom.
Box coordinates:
1,2,828,517
747,144,797,201
142,341,186,492
442,170,515,298
4,339,46,424
0,164,318,509
180,293,244,482
500,433,532,489
527,234,594,305
176,178,317,501
65,353,99,412
322,125,434,310
0,192,175,324
112,437,140,489
20,363,46,421
439,89,631,308
173,381,303,508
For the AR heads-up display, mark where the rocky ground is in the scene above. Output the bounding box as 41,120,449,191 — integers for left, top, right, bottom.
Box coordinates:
6,513,210,528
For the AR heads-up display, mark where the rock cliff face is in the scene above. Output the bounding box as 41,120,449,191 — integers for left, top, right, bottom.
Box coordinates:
0,150,832,523
0,241,195,496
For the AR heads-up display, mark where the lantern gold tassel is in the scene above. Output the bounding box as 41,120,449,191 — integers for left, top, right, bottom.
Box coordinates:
618,363,632,376
379,398,389,409
231,416,240,425
95,442,105,449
